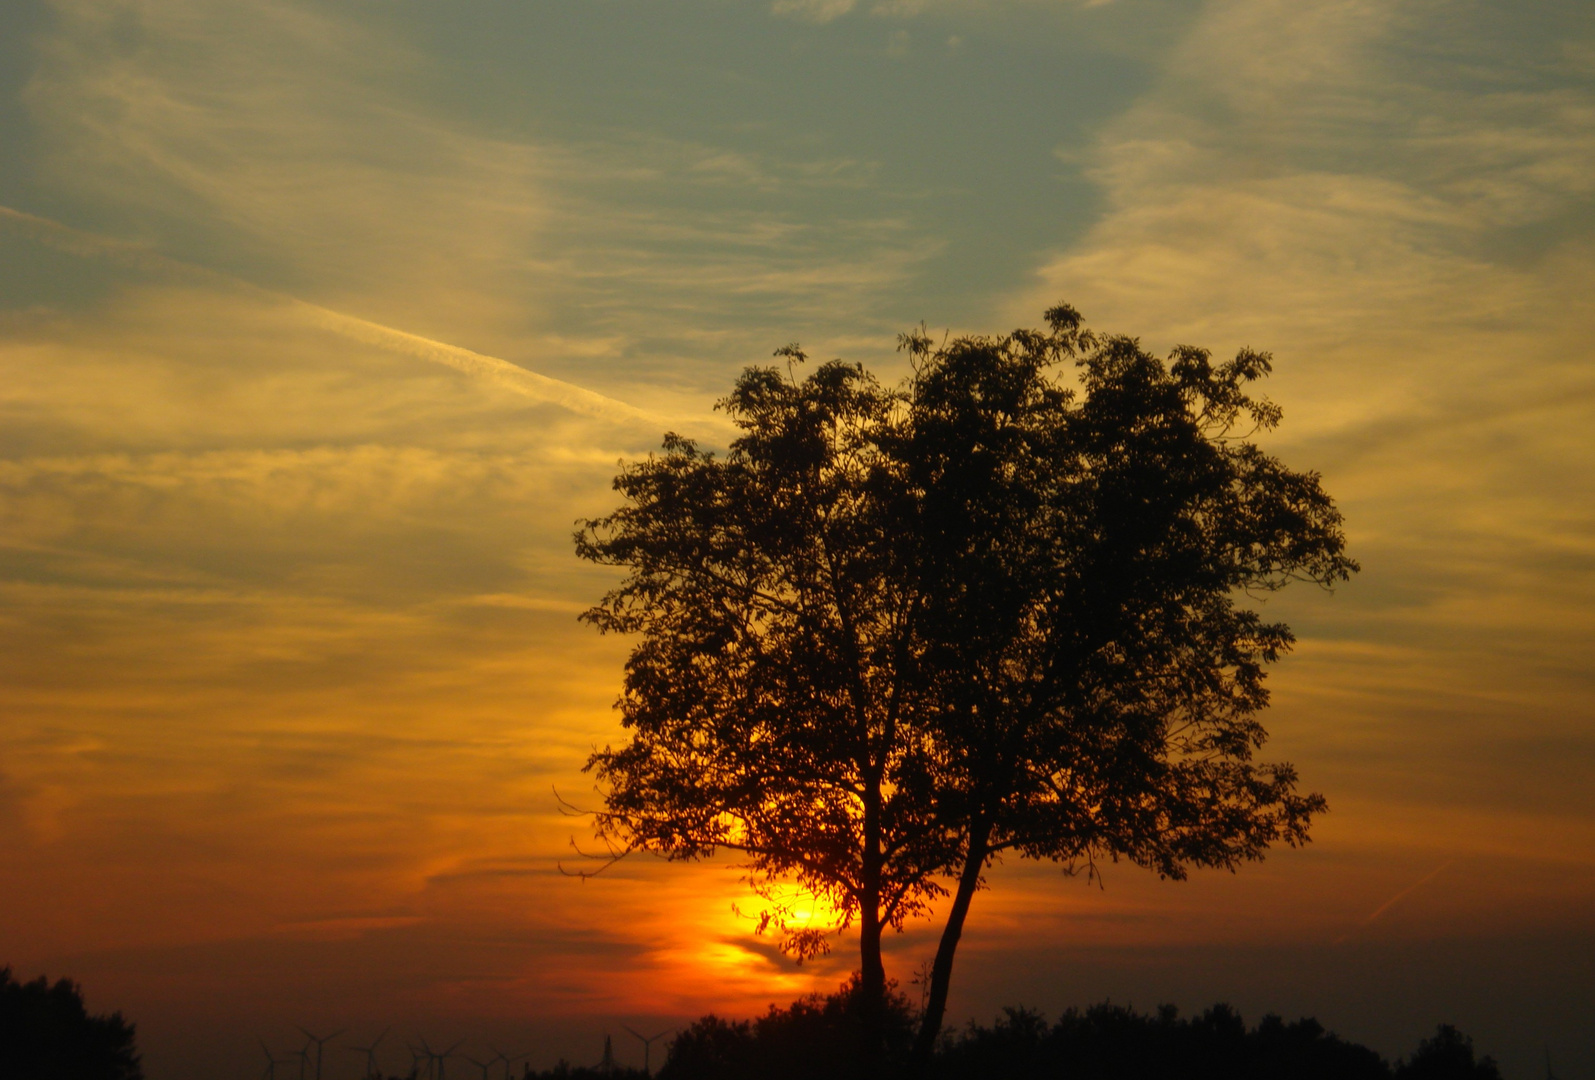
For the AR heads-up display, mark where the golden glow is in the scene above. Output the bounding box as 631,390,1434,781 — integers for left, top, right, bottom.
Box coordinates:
1,3,1593,1078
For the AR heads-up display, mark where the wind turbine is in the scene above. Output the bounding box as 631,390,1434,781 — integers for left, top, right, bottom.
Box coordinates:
349,1027,391,1079
406,1042,428,1080
297,1027,348,1080
410,1039,436,1080
260,1040,296,1080
488,1045,529,1080
437,1039,464,1080
619,1025,673,1077
462,1054,494,1080
415,1036,464,1080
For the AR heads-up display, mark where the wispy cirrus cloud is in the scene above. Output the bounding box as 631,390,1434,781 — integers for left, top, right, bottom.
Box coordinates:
1016,0,1595,881
22,0,940,403
771,0,858,22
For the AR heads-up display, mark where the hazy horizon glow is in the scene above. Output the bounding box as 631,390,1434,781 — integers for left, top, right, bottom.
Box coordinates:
2,1,1592,1077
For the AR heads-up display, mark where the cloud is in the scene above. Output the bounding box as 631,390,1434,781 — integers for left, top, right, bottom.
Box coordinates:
20,0,935,404
5,2,1594,1069
0,205,659,428
0,6,935,1018
0,199,667,974
23,0,559,347
1005,0,1595,934
1023,0,1595,489
771,0,858,23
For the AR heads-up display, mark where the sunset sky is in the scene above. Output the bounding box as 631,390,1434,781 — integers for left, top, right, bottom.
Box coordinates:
2,0,1593,1077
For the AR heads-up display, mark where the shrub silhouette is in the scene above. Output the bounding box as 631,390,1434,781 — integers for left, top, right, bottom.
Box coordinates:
658,975,916,1080
649,979,1503,1080
931,1000,1389,1080
0,967,141,1080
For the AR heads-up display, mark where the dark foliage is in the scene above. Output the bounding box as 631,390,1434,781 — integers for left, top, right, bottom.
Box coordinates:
932,1001,1389,1080
523,1066,647,1080
1395,1025,1503,1080
575,304,1356,1055
657,975,916,1080
0,967,142,1080
652,982,1501,1080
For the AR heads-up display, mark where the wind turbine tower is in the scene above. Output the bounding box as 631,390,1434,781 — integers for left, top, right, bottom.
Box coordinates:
298,1027,348,1080
619,1025,673,1077
260,1040,295,1080
489,1044,529,1080
416,1036,464,1080
349,1027,390,1080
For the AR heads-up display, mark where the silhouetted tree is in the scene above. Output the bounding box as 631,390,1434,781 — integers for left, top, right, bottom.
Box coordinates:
1395,1025,1502,1080
0,967,142,1080
575,305,1356,1064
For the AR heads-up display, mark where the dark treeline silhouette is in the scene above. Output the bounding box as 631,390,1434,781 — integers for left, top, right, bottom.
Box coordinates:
0,963,1504,1080
650,979,1503,1080
0,966,142,1080
931,1004,1503,1080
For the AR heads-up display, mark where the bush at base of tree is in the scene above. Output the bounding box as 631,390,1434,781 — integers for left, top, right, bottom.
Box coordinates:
658,975,917,1080
652,979,1503,1080
0,967,142,1080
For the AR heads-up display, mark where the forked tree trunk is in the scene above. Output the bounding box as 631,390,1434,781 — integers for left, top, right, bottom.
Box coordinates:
910,820,991,1070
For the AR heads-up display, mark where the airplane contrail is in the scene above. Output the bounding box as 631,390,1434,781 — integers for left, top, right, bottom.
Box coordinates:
0,203,673,427
1336,858,1455,943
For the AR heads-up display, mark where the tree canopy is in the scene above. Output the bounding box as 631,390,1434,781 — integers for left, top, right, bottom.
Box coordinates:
574,304,1356,1063
0,967,142,1080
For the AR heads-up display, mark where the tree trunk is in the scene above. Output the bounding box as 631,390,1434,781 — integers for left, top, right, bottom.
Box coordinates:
910,820,990,1070
859,778,887,1066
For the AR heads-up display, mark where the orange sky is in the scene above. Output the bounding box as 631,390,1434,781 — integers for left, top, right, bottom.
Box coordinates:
2,1,1593,1077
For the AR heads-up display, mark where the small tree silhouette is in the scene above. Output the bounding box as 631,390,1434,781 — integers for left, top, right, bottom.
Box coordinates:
0,967,142,1080
1396,1025,1503,1080
575,304,1355,1064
